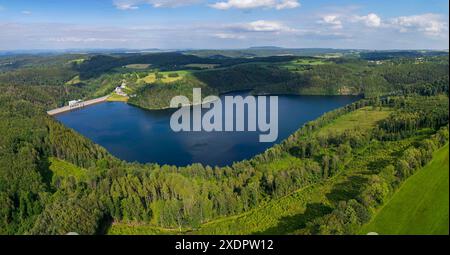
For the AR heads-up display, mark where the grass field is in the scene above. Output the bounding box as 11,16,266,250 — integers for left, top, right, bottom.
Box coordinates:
107,93,129,102
65,75,81,85
67,58,86,65
140,70,189,84
317,107,391,136
281,59,328,71
107,222,179,235
123,64,151,69
360,144,449,235
48,157,88,182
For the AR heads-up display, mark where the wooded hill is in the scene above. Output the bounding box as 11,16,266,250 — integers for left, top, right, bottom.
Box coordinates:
0,51,448,235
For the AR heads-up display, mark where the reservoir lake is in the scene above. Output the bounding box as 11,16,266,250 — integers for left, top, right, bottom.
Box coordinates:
56,93,359,167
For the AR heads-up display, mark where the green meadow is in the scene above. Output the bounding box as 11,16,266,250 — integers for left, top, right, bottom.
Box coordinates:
361,144,449,235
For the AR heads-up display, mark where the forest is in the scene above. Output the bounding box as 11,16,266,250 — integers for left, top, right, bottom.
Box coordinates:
0,51,448,235
127,55,449,109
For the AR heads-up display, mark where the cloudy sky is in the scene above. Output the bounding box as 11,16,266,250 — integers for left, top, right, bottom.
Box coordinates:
0,0,448,50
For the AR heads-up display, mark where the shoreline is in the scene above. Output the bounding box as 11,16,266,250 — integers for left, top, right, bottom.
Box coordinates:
47,95,109,116
129,90,363,111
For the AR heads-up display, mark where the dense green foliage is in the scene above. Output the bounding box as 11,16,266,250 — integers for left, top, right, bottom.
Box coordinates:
129,55,448,109
76,52,297,79
0,51,448,235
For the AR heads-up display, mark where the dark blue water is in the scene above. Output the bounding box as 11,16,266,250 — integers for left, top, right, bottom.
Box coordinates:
56,93,359,166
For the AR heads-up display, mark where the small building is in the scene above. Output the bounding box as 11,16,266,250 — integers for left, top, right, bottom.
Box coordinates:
115,87,128,97
68,99,82,108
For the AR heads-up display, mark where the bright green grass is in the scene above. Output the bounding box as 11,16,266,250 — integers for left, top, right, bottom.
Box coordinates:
317,107,391,136
258,155,303,172
361,144,449,235
49,157,88,181
65,75,81,85
286,59,327,66
140,70,190,84
68,59,86,65
281,59,327,71
107,223,180,235
107,93,129,102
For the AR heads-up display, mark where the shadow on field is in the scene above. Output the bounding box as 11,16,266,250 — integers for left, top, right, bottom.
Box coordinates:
366,158,391,174
252,203,333,235
325,175,368,203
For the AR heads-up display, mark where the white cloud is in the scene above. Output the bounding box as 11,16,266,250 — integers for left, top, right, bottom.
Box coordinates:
352,13,381,28
214,33,246,39
21,10,32,15
235,20,296,32
115,3,139,10
113,0,200,10
45,37,129,43
210,0,300,10
389,13,448,36
1,10,448,50
319,13,381,29
319,15,343,29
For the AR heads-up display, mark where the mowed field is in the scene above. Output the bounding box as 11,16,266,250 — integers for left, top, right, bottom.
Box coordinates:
281,59,328,72
107,93,129,102
361,144,449,235
140,71,189,84
317,107,391,136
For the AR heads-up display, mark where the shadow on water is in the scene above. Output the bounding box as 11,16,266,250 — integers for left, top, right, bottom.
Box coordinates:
252,203,333,235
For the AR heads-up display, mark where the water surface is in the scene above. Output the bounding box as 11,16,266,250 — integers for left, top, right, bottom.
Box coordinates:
56,93,359,166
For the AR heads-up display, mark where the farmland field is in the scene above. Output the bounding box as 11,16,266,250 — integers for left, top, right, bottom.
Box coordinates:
139,70,189,84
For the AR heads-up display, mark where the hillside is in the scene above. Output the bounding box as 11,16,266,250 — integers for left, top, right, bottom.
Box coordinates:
128,56,449,109
361,144,449,235
1,52,447,110
106,103,449,235
0,52,448,235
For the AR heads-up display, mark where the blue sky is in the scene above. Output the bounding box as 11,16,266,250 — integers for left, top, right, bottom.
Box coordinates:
0,0,448,50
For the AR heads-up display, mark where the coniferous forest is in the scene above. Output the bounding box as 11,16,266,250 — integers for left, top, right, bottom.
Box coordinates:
0,50,448,235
